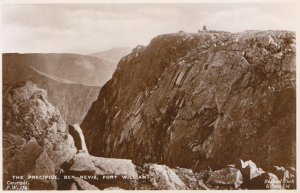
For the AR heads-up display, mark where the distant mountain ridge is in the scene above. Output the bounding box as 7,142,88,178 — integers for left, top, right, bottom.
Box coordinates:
90,47,132,64
4,53,115,86
2,53,102,124
29,66,79,84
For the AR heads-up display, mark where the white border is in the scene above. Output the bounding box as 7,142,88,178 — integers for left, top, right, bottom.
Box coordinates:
0,0,299,193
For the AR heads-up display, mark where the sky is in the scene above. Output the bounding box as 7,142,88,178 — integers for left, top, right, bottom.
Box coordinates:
2,3,298,54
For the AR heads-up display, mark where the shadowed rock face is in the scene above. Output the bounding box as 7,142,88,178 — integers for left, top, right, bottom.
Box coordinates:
81,30,296,171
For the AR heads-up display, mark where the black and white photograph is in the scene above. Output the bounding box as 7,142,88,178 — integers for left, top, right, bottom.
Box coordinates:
1,0,298,190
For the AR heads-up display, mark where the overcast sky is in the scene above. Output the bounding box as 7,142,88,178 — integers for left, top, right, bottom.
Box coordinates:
2,3,298,54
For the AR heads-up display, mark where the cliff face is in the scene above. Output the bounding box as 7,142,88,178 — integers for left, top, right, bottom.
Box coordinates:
81,30,296,171
3,81,295,190
3,54,101,124
1,82,223,190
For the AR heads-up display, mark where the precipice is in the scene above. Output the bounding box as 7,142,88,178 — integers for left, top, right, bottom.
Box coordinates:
81,30,296,171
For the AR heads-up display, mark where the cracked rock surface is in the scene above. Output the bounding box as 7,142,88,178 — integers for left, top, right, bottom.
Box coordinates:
3,81,77,189
3,30,296,190
81,30,296,171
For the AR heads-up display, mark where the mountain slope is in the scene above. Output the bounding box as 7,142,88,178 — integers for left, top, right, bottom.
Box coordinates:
3,54,101,124
3,53,114,86
81,30,296,171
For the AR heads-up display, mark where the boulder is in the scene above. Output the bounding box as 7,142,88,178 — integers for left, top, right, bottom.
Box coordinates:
271,166,289,181
27,149,57,190
4,137,43,190
91,156,138,178
68,124,89,154
9,137,43,175
48,138,77,170
238,160,264,182
271,166,296,189
286,167,296,189
206,167,243,188
67,153,139,189
173,167,209,190
74,177,99,190
246,172,283,190
147,164,186,190
287,167,296,176
198,180,210,190
69,153,138,177
69,183,77,190
68,154,98,176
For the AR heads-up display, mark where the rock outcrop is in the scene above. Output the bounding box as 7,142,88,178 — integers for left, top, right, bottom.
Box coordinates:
3,81,77,189
69,124,89,154
147,164,186,190
206,167,243,188
237,159,265,184
81,30,296,173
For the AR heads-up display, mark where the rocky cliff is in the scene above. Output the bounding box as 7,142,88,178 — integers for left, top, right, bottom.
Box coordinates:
3,54,101,124
3,81,77,189
81,30,296,172
3,82,295,190
0,82,231,190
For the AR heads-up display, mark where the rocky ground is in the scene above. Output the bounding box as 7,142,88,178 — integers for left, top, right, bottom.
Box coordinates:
3,81,296,190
